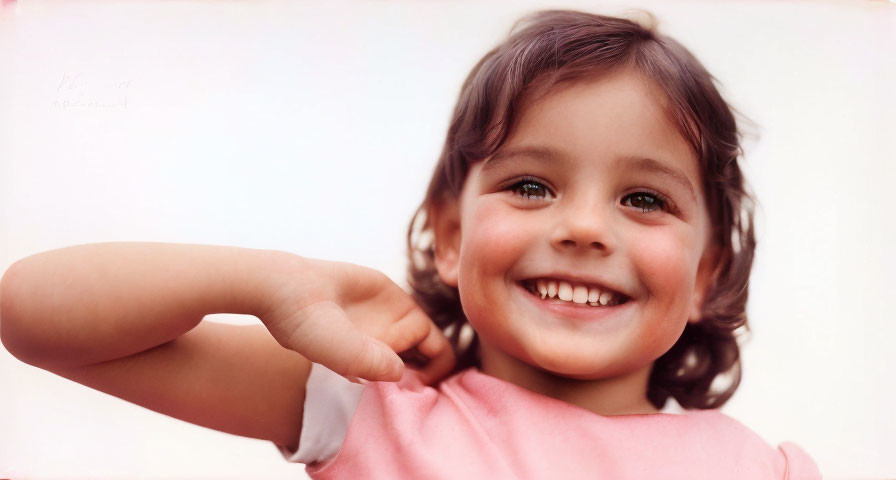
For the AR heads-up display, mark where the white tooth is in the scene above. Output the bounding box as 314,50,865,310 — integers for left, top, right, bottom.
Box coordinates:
557,282,573,301
547,281,558,298
599,291,613,306
588,302,601,306
588,287,600,303
537,280,547,299
572,285,588,304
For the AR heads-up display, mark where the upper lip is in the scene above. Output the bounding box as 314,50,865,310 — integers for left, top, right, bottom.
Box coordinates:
520,272,631,298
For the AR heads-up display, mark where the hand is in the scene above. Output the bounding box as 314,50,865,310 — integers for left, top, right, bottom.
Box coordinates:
260,256,456,385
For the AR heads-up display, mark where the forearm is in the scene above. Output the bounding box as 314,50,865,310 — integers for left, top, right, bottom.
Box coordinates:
0,242,288,368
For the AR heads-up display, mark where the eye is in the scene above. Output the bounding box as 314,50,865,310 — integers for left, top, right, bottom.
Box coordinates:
507,177,554,201
621,191,669,213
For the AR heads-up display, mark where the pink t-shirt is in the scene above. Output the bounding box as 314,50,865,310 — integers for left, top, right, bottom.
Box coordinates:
282,366,821,479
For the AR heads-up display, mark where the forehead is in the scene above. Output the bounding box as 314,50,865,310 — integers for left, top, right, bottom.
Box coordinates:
503,68,702,192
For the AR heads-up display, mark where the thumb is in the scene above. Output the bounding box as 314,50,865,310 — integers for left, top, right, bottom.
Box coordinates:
270,300,404,382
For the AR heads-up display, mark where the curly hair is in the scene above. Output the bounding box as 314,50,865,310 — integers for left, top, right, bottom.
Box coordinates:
406,9,755,410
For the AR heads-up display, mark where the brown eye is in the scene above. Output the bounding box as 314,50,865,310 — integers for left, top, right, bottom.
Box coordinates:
509,179,552,200
622,192,666,212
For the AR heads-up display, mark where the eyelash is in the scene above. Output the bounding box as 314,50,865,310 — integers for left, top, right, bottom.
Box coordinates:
505,177,675,214
506,177,554,201
621,189,673,214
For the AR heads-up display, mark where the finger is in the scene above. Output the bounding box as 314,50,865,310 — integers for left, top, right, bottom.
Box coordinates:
384,308,457,385
412,322,457,386
384,307,435,354
270,300,403,382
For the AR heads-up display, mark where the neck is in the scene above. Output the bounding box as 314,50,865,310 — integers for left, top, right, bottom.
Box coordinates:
478,343,660,416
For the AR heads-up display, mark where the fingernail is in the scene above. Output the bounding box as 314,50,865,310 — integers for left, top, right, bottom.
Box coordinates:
346,376,369,385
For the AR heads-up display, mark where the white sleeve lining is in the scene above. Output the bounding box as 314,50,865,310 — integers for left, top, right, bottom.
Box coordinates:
276,363,365,464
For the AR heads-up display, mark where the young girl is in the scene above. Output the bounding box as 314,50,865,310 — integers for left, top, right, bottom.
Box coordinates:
1,9,821,479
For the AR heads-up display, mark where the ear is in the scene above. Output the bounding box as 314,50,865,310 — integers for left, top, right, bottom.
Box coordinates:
688,245,721,324
429,198,462,288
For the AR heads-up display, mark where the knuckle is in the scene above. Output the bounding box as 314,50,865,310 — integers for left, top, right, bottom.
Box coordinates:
409,315,432,341
394,317,431,352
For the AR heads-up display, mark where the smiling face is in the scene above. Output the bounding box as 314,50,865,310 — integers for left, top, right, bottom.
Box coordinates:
433,68,717,388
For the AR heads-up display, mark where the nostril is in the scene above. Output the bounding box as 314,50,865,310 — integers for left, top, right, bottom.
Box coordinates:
559,239,605,250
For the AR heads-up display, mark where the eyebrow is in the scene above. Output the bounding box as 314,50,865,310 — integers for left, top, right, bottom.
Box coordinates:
482,145,697,202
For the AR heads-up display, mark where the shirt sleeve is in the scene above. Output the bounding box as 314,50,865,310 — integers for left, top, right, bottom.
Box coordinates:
777,441,823,480
275,363,365,464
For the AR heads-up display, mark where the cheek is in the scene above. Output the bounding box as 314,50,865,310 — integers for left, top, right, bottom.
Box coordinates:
629,227,700,305
456,202,532,340
459,202,530,278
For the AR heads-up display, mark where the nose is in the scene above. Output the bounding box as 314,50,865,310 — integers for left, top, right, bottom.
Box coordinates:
550,199,615,253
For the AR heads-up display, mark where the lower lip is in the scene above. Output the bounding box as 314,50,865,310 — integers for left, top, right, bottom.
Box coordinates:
517,283,633,322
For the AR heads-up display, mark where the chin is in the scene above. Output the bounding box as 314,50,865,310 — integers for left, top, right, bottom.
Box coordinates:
525,352,609,379
525,347,650,381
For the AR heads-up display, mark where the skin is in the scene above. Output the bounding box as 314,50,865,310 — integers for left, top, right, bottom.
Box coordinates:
432,68,718,416
0,243,455,451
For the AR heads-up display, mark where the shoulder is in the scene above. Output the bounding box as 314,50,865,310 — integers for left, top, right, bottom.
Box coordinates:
278,364,455,467
673,409,781,449
674,410,822,479
304,367,500,477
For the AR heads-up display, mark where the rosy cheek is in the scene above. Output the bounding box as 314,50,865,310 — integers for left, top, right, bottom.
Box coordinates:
629,229,699,303
461,202,526,272
456,202,515,335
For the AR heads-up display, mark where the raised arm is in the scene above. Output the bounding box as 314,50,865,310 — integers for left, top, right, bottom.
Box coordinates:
0,242,454,450
0,242,276,368
0,242,318,448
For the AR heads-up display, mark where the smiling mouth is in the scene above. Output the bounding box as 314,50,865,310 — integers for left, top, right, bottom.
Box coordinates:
521,279,630,307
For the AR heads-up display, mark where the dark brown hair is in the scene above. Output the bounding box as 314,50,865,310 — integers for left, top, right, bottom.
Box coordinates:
406,9,755,410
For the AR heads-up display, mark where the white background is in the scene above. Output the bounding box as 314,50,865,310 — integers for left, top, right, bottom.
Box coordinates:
1,1,894,478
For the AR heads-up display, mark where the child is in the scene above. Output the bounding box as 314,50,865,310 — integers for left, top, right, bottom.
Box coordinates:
0,9,821,479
